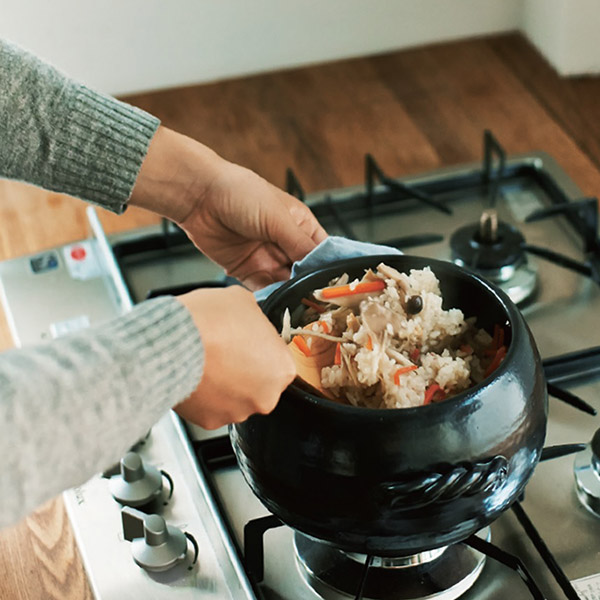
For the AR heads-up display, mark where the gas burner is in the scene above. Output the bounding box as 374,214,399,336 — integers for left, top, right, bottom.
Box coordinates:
450,209,537,304
294,528,489,600
22,132,600,599
574,428,600,517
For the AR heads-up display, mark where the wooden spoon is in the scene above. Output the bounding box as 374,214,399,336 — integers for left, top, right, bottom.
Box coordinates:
288,335,346,404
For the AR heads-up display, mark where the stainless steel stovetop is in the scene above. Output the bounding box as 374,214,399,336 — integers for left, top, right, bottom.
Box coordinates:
2,138,600,600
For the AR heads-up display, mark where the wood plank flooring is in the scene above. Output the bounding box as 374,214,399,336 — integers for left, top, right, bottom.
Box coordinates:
1,32,600,599
490,34,600,176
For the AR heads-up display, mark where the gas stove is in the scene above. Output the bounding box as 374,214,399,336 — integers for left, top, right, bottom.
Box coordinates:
2,131,600,600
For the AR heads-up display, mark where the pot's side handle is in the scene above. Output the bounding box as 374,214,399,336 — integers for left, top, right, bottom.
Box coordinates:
379,456,509,510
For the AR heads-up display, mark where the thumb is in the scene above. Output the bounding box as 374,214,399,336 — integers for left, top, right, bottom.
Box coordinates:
268,204,323,264
266,189,328,263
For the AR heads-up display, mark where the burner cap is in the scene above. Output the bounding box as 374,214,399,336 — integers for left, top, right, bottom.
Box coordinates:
450,213,538,304
574,429,600,517
450,217,526,282
294,528,489,600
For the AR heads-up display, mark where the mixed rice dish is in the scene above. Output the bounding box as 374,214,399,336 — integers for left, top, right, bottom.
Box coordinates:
283,263,507,409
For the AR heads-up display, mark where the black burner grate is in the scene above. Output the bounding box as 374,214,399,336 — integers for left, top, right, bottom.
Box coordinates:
191,431,588,600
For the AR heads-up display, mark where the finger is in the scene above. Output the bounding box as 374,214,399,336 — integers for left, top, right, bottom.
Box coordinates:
227,243,292,289
239,257,292,290
278,190,328,249
294,205,328,244
274,224,316,264
267,204,323,264
312,223,328,245
243,267,291,291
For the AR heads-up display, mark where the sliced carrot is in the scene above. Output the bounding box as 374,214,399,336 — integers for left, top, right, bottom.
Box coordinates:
301,298,326,313
492,324,500,349
410,347,420,362
486,324,506,356
365,335,373,351
303,321,330,334
497,326,505,349
292,335,311,357
318,321,331,334
490,324,505,351
320,280,386,299
424,383,445,405
334,342,341,366
484,345,507,378
394,365,418,385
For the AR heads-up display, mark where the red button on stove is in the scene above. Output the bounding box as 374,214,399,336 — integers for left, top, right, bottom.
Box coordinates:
70,246,86,261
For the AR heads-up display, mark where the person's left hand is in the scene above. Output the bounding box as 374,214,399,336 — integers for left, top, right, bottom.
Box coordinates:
130,127,327,290
178,159,327,290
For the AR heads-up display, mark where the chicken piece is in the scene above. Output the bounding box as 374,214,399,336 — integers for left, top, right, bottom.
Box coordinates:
346,312,361,334
376,263,409,291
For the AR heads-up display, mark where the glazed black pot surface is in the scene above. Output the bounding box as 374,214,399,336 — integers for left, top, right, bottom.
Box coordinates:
230,255,547,556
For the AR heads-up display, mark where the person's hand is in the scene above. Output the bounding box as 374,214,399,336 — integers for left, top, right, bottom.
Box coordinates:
130,127,327,290
173,286,295,429
179,159,327,290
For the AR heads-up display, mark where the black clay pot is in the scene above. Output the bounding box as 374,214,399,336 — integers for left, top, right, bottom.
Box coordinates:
230,255,547,556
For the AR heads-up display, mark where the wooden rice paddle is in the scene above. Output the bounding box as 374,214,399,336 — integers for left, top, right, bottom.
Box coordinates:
288,336,347,404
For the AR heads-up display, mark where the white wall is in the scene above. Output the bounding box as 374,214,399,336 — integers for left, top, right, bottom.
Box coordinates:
1,0,523,95
523,0,600,75
522,0,566,70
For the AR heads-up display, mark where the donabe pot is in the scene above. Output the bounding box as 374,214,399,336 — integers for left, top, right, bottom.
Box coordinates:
230,255,547,556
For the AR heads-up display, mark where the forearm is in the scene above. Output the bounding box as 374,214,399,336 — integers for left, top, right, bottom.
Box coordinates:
0,39,159,213
128,126,225,223
0,296,203,529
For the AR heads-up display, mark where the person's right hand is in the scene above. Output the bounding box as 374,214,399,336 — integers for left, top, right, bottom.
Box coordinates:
173,286,295,429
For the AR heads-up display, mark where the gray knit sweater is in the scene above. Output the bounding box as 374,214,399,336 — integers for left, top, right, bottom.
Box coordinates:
0,40,204,528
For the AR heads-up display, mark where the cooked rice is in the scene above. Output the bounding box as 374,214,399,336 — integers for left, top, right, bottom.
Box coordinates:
294,263,502,409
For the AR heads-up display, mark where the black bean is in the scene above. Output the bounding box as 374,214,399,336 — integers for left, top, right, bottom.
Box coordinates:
406,295,423,315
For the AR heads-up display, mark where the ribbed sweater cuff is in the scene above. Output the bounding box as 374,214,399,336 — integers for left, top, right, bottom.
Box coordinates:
52,86,160,214
104,296,204,416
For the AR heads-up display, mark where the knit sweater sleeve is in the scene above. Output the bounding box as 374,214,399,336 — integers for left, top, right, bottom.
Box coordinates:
0,296,204,529
0,38,159,213
0,40,205,528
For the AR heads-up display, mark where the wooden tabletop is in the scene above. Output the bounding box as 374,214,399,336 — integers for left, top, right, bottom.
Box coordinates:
2,32,600,599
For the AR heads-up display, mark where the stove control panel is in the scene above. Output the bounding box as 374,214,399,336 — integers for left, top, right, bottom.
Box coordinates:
63,412,251,599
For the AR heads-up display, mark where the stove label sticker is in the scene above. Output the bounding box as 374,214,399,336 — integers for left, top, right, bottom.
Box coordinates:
502,189,543,222
572,574,600,599
50,315,91,339
29,251,59,274
62,241,102,281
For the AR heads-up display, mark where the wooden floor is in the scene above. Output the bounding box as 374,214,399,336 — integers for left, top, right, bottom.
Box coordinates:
2,32,600,599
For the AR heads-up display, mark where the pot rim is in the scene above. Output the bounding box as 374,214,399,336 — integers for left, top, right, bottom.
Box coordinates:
263,254,524,419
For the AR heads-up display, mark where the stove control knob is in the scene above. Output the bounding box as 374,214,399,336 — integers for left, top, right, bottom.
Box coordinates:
121,507,198,572
109,452,173,507
574,428,600,517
